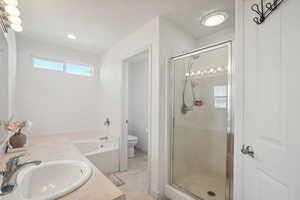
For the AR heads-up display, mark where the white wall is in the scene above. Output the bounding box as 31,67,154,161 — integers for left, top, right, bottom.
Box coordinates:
16,36,101,134
159,17,196,193
7,29,17,117
0,29,17,122
197,27,234,48
0,29,17,156
128,58,148,153
0,30,9,143
99,17,160,196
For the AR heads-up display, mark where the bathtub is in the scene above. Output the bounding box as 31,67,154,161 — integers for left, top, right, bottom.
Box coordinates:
73,136,119,174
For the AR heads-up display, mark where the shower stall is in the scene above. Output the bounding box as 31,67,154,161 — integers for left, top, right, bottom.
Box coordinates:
167,41,233,200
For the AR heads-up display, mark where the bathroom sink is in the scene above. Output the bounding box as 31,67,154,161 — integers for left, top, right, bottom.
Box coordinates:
15,160,92,200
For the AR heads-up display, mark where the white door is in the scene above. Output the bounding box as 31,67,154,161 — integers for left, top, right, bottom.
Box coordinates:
242,0,300,200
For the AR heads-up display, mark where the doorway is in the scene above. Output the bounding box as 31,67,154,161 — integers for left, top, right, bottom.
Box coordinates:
118,48,153,200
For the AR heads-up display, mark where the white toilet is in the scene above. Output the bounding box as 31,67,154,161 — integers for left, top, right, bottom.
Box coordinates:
128,135,138,158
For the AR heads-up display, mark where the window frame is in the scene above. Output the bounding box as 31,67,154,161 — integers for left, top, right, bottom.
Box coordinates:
31,55,94,77
213,85,228,109
65,62,94,77
32,56,64,72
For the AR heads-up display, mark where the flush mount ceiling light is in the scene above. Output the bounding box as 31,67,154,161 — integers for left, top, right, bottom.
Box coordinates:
67,33,77,40
200,11,228,27
0,0,23,32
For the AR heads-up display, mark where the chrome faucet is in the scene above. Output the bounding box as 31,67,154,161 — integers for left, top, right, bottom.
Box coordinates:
0,154,41,196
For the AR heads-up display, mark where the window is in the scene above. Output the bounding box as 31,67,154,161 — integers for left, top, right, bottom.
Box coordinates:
66,63,92,76
214,85,227,109
32,57,93,77
33,58,64,71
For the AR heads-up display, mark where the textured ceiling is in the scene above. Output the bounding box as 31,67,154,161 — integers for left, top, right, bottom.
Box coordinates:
18,0,234,54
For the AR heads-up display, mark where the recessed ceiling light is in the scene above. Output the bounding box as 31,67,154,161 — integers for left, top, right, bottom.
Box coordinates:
200,11,228,27
67,34,76,40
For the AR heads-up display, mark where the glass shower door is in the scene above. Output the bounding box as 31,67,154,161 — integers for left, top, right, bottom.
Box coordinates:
170,42,232,200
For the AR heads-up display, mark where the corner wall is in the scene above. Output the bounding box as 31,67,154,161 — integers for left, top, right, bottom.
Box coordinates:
99,17,161,196
15,36,102,134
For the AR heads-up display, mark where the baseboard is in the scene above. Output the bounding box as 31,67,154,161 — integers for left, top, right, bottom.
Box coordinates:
149,189,167,200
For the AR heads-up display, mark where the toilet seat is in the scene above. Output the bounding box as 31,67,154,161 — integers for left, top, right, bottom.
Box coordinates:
128,135,138,142
128,134,138,158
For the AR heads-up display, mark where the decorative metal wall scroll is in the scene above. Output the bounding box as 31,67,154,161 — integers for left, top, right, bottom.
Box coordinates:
251,0,285,25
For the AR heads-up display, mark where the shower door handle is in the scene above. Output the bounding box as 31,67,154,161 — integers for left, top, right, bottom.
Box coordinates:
241,145,255,158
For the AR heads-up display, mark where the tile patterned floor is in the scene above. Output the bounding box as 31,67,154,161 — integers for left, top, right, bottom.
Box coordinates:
113,149,156,200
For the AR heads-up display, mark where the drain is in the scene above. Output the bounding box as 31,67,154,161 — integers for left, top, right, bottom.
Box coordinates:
207,191,216,197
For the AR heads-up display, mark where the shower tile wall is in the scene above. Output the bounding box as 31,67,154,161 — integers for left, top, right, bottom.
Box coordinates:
172,47,228,199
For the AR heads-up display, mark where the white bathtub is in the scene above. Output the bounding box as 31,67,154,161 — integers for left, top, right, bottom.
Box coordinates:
73,136,119,174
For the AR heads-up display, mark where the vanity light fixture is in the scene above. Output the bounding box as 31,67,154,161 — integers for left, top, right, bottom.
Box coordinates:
0,0,23,32
200,11,228,27
67,33,77,40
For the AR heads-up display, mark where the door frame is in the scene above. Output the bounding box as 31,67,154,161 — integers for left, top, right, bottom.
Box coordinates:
120,45,152,192
233,0,245,199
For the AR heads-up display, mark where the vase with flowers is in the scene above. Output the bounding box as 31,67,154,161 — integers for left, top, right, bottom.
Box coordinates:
0,117,32,149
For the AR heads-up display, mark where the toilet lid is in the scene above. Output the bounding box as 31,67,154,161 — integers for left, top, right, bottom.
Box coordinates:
128,135,138,141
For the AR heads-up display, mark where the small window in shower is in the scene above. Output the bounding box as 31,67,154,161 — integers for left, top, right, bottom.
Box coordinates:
214,85,227,109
